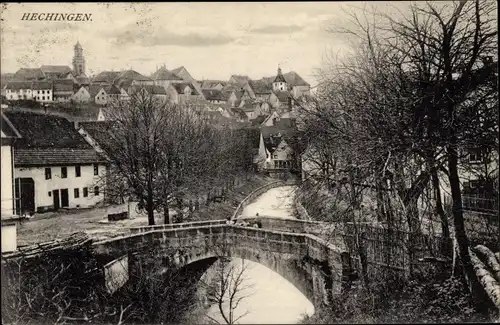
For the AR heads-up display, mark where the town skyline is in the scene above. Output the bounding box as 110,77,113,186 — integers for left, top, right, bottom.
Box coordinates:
1,2,417,84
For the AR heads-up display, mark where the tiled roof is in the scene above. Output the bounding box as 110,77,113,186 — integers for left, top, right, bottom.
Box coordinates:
248,80,272,94
14,148,105,166
117,70,152,81
89,84,106,98
230,75,250,85
151,67,183,81
241,101,258,112
171,66,185,76
13,68,45,81
79,121,117,154
261,119,297,139
53,79,75,92
75,75,90,84
262,71,310,87
5,81,32,90
202,89,225,101
4,110,92,149
250,114,269,125
40,65,72,74
92,71,121,84
283,71,310,87
31,81,52,90
1,113,22,138
230,107,248,120
105,84,122,95
172,82,199,95
130,85,167,95
201,80,226,89
273,91,290,102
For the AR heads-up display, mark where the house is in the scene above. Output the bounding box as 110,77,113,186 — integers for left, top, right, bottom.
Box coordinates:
260,67,311,98
261,110,281,127
92,71,121,84
229,75,250,86
167,82,202,104
200,80,226,90
229,107,249,123
1,113,23,253
129,85,168,102
248,79,273,100
171,66,203,98
73,85,92,103
1,114,23,252
4,111,107,214
202,89,226,104
113,70,154,87
89,84,121,105
269,91,292,111
226,89,243,107
12,68,45,81
151,65,184,89
1,113,22,216
32,81,53,103
240,100,262,120
53,79,75,102
40,65,73,80
5,81,34,101
256,118,300,171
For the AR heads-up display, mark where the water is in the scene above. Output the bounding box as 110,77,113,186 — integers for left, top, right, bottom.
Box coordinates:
202,186,315,324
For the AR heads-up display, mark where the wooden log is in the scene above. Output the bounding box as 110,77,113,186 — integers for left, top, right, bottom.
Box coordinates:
473,245,500,283
469,248,500,311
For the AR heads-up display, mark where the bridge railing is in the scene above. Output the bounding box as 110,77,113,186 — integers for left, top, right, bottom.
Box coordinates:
129,219,227,234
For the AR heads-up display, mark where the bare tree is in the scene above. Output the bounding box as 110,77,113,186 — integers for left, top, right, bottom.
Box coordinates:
200,242,254,324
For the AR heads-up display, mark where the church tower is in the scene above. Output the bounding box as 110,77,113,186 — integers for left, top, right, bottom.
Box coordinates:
72,42,86,76
273,65,287,92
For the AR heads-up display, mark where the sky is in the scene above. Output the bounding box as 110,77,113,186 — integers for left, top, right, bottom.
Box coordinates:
1,2,417,84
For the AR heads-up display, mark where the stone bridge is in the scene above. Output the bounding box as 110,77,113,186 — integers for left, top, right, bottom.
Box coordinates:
93,218,353,308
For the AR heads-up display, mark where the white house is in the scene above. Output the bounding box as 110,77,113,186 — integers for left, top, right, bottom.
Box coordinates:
1,113,22,253
32,81,53,103
4,110,107,214
72,85,91,103
5,81,34,101
1,113,22,216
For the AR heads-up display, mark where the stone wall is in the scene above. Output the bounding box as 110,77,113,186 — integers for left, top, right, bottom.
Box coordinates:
231,179,298,219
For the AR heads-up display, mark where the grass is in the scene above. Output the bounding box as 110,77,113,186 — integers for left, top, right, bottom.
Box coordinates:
16,174,274,246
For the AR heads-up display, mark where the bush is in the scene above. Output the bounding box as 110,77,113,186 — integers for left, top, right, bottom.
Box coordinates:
302,274,489,324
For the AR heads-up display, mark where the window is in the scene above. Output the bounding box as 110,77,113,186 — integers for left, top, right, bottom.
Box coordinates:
93,164,99,176
61,167,67,178
94,186,100,196
75,166,81,177
83,187,88,197
469,149,485,164
272,154,278,160
48,191,51,197
45,168,52,180
74,188,80,198
42,96,45,100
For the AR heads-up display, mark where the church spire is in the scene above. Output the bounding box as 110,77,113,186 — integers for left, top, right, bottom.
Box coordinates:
73,41,85,76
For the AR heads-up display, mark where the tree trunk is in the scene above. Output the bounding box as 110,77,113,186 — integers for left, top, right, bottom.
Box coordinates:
431,167,451,256
447,142,489,312
147,183,155,226
163,202,170,224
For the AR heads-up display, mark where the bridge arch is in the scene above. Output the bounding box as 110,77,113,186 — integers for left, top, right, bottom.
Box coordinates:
92,224,351,309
